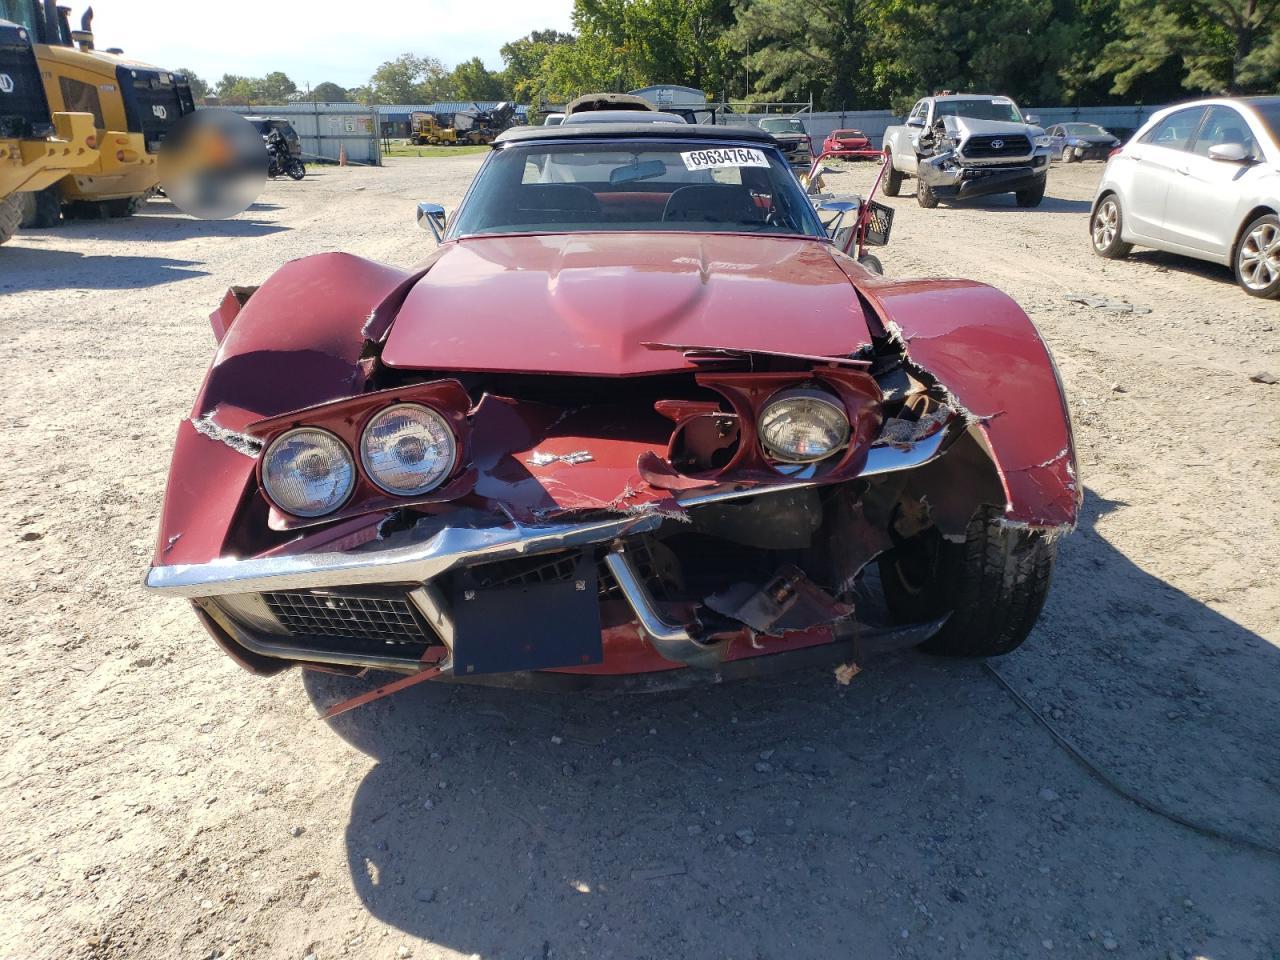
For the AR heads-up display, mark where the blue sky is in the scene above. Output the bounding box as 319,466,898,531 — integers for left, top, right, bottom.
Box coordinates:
85,0,575,89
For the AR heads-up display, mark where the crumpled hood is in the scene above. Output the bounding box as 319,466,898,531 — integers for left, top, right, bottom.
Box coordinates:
945,116,1044,139
381,233,873,376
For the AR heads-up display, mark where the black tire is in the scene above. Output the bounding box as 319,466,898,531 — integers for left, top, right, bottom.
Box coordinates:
1015,177,1046,207
19,185,61,228
1090,193,1132,259
1060,145,1073,163
63,195,146,220
915,175,939,208
286,158,306,181
1233,212,1280,299
857,252,883,275
879,506,1057,657
0,194,22,245
883,154,903,197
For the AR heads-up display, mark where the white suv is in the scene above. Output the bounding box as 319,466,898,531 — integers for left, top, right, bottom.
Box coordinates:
1089,96,1280,298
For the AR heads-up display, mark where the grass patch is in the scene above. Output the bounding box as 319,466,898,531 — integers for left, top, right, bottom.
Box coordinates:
384,143,490,159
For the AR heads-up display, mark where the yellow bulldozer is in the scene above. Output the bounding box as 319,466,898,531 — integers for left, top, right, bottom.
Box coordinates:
6,0,196,229
410,111,458,146
0,14,98,244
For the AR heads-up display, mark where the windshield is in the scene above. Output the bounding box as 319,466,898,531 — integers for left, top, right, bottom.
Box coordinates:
934,99,1023,123
0,0,41,35
448,141,827,240
759,118,805,134
832,130,864,137
1063,123,1107,135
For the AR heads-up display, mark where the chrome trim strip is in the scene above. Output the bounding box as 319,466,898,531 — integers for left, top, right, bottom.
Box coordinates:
603,544,727,668
145,429,950,598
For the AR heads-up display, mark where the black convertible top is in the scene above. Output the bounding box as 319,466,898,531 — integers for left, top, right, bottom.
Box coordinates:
494,122,778,147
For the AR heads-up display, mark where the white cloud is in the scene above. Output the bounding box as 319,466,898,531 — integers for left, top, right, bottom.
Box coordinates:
82,0,574,90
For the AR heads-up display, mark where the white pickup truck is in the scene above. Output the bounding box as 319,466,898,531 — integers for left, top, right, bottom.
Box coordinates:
882,94,1052,208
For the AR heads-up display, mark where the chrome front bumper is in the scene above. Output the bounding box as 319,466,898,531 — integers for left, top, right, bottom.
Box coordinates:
145,430,950,599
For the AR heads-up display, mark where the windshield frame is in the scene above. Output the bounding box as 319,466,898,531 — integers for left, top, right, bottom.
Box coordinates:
443,136,830,243
932,98,1025,124
1247,101,1280,152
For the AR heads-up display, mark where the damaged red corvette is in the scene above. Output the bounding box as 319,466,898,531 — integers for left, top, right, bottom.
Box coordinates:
146,122,1079,711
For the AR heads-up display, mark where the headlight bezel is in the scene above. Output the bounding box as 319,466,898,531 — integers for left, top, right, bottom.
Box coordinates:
359,402,459,497
261,426,358,518
757,386,853,466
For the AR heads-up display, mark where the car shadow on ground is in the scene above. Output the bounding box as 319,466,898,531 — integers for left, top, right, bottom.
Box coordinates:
962,195,1092,215
307,488,1279,959
1126,249,1237,289
0,247,209,291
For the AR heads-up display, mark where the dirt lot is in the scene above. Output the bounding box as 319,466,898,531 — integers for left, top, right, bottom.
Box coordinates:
1,156,1277,960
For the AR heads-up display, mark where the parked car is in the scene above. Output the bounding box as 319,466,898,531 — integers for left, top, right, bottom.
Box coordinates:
1090,96,1280,299
245,116,302,158
145,121,1079,716
882,94,1051,207
541,113,565,127
822,129,872,156
757,116,812,167
1046,122,1121,162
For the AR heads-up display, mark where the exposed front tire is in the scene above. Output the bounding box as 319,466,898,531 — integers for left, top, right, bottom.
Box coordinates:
915,175,939,208
19,185,61,228
879,506,1057,658
286,158,306,181
883,155,903,197
1015,177,1046,207
857,252,883,275
1234,212,1280,299
0,194,22,245
1060,145,1074,163
1090,194,1132,259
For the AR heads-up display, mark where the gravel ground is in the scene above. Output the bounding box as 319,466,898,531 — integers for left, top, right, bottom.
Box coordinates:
1,157,1277,960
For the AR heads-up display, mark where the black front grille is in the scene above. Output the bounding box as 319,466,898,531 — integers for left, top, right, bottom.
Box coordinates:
117,66,194,151
0,33,53,138
963,134,1031,158
263,590,429,647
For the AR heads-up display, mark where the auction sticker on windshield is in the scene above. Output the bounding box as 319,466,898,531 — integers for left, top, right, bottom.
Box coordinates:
681,148,770,171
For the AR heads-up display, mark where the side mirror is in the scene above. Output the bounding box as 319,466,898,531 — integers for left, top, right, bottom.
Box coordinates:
815,197,861,253
1208,142,1250,163
416,202,446,242
1025,114,1041,125
906,117,924,128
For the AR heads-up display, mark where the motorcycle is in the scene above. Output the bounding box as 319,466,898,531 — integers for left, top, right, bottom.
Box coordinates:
266,131,306,181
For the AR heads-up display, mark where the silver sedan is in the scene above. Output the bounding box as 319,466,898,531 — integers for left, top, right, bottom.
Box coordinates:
1089,96,1280,298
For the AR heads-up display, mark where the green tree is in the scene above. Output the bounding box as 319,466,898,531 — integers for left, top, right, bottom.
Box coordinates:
500,29,576,101
1093,0,1280,95
450,57,508,100
256,71,298,103
304,81,350,102
367,53,450,104
172,67,209,101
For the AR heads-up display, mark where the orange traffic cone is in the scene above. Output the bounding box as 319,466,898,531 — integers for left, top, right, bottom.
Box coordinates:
339,143,348,166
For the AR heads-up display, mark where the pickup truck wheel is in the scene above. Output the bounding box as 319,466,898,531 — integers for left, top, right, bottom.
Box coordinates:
883,155,903,196
1090,195,1132,259
19,185,62,228
0,195,22,245
1015,178,1046,207
1234,213,1280,299
878,505,1057,658
915,176,939,208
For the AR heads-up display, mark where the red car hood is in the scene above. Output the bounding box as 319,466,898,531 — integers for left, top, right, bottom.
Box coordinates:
381,233,873,376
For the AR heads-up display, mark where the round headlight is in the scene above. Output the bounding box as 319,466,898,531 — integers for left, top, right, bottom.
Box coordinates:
758,389,851,464
360,403,457,496
262,428,356,517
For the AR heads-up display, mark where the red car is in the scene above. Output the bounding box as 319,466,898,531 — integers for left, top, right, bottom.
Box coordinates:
146,122,1078,715
822,128,873,157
